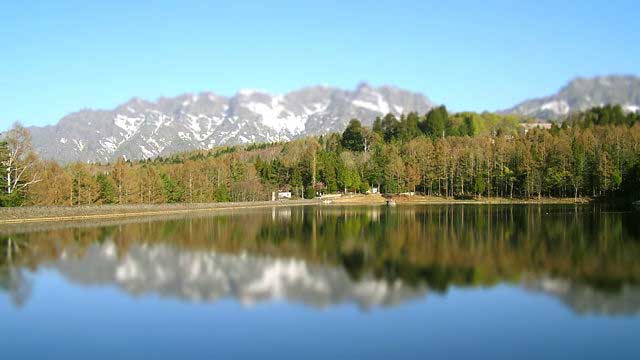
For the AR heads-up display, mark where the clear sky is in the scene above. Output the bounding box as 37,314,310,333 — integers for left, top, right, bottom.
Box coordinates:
1,0,638,130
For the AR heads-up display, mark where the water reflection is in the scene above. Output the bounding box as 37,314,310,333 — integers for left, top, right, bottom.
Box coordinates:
51,243,425,309
1,204,640,314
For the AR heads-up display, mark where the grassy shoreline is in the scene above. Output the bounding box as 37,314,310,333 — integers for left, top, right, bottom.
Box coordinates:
0,194,595,225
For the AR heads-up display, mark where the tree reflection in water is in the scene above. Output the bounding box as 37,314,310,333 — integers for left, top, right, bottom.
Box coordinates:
1,204,639,314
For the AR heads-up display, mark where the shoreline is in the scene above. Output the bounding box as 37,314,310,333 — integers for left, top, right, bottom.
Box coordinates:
0,194,595,226
0,199,319,225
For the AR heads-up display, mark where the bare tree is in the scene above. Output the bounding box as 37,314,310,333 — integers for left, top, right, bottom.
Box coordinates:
2,123,41,196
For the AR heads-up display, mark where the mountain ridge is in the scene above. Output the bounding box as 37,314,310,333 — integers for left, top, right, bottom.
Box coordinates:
27,83,433,163
503,75,640,119
14,75,640,163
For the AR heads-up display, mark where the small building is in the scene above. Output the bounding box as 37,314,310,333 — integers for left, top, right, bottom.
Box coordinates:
278,191,292,199
368,187,379,194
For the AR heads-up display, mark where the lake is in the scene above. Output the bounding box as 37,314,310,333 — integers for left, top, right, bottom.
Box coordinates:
1,204,640,359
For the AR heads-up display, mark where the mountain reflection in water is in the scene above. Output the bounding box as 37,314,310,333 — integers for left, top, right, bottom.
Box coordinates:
2,204,640,314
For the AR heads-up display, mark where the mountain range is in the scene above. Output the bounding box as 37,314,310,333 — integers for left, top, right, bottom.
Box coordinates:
27,83,432,163
14,75,640,163
503,75,640,119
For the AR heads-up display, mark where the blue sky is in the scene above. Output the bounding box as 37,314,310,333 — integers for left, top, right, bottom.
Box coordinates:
1,0,638,129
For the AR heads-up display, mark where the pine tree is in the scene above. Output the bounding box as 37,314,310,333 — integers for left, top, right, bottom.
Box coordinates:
96,173,117,204
341,119,365,151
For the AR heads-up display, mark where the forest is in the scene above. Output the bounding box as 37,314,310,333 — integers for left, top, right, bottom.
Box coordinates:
1,104,639,207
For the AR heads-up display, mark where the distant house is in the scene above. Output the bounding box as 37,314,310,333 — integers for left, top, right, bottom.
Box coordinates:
367,187,379,194
278,191,292,199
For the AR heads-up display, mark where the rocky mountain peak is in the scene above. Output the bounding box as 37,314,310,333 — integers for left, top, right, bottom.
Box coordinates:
27,84,433,163
504,75,640,119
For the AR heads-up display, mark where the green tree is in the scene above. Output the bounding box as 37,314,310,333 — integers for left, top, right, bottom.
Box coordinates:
305,185,316,199
569,137,586,199
291,167,303,198
341,119,365,151
420,106,448,138
461,115,476,136
380,113,399,142
474,174,486,197
214,184,231,202
96,173,117,204
161,174,185,203
372,116,383,136
398,112,422,141
366,143,387,190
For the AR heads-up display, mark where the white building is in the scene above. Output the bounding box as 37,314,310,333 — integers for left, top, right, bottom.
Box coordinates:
278,191,292,199
521,122,553,134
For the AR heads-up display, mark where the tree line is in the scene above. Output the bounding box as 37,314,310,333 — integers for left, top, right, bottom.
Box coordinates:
1,105,639,207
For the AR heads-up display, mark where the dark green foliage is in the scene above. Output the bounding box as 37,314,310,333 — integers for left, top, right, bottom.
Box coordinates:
358,181,370,194
290,167,303,197
341,119,365,151
461,115,476,136
255,157,281,186
0,191,24,207
365,143,387,189
318,151,339,192
398,112,422,140
473,175,486,196
214,185,231,202
567,104,639,128
245,142,273,151
372,117,383,136
305,185,316,199
161,174,185,203
419,105,448,138
380,114,399,142
96,173,117,204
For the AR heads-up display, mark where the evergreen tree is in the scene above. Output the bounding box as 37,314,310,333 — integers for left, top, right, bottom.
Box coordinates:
398,112,422,140
341,119,365,151
462,115,476,136
420,106,448,138
161,174,185,203
214,184,231,202
372,116,383,136
96,173,117,204
291,167,303,198
380,113,399,142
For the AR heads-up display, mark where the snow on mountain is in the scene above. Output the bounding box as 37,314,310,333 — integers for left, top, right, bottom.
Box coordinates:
28,83,433,163
624,104,639,113
51,242,427,309
503,75,640,120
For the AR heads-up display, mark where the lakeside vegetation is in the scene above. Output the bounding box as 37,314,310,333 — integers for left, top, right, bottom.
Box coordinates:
1,104,639,207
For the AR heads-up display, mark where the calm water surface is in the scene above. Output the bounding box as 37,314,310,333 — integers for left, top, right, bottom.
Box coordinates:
1,204,640,359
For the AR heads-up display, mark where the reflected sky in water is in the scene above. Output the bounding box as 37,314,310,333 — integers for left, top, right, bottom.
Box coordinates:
1,204,640,359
